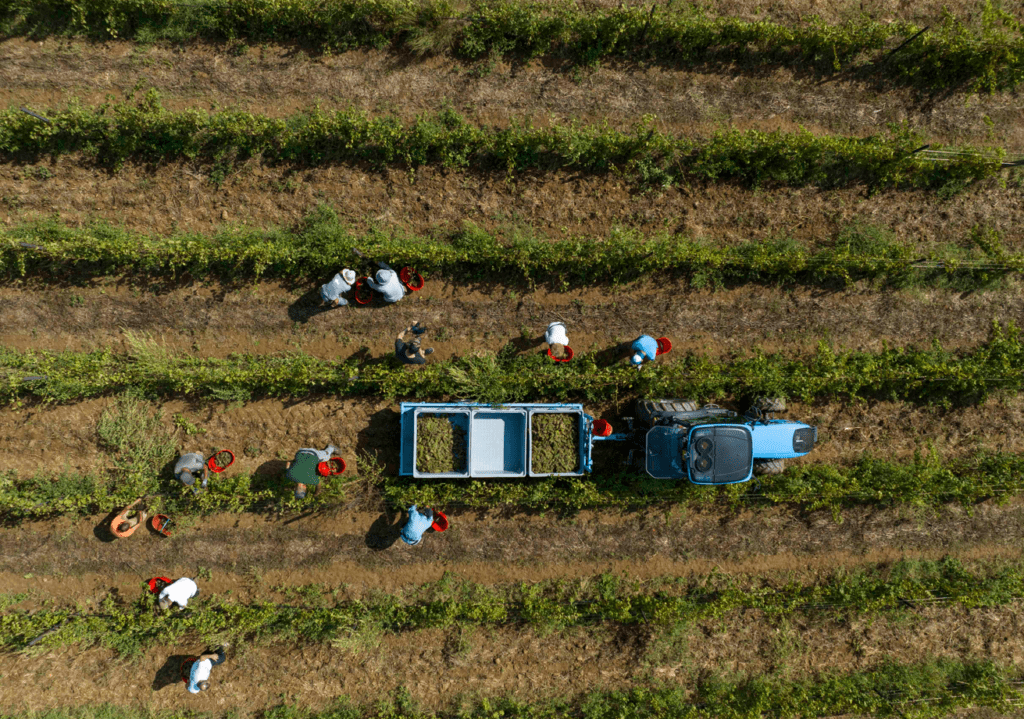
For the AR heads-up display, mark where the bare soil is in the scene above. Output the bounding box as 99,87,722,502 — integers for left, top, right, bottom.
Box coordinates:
3,498,1024,581
2,278,1023,364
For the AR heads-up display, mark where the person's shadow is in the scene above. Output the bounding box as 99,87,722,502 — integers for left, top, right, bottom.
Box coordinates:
93,509,121,543
592,342,630,368
287,287,338,323
365,509,403,550
153,654,193,691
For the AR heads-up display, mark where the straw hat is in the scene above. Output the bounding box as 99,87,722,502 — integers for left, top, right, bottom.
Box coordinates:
341,268,357,285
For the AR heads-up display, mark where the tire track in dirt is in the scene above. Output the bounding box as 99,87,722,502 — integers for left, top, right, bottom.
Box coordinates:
3,393,1024,477
3,279,1022,362
0,604,1021,713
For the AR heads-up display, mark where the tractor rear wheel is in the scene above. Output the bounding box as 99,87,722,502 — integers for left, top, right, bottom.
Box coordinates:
753,458,785,476
754,397,786,413
636,399,698,425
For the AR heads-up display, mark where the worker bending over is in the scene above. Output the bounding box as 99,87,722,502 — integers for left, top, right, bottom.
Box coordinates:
320,268,357,307
367,262,405,304
186,644,230,693
286,444,338,499
175,452,209,493
158,577,199,610
630,334,659,367
401,505,434,546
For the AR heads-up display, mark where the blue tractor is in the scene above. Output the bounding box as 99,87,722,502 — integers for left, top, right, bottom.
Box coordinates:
398,397,817,484
630,397,817,484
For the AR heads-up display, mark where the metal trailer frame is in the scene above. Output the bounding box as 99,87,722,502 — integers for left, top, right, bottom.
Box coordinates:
400,402,618,478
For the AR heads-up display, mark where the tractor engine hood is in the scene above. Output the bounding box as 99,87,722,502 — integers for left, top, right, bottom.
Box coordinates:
644,425,688,480
687,425,753,485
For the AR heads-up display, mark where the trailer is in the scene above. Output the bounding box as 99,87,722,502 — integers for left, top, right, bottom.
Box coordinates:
399,399,818,484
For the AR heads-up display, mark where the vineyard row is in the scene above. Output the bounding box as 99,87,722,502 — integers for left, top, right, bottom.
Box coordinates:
0,0,1022,92
1,659,1018,719
1,321,1021,406
1,211,1015,290
4,445,1022,517
0,95,1004,191
2,559,1020,655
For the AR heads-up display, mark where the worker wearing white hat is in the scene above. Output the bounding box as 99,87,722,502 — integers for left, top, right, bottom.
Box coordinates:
320,268,358,307
545,322,570,359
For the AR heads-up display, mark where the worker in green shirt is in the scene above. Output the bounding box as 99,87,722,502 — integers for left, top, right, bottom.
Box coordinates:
285,444,337,499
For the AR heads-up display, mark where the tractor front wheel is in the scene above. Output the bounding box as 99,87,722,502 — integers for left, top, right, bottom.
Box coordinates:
753,458,785,476
636,399,698,426
754,397,786,413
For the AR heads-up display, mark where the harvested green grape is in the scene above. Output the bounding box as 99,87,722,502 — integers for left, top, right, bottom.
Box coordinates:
531,413,578,474
416,415,467,474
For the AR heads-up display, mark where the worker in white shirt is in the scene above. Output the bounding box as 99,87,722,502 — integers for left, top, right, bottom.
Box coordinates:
186,644,230,693
545,321,570,360
158,577,200,611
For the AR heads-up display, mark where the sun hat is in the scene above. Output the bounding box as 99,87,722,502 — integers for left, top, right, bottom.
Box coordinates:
341,268,356,285
631,353,644,365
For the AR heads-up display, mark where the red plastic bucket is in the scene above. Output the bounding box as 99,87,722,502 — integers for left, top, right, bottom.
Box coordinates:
656,337,672,356
399,267,424,291
593,419,613,437
547,345,574,363
151,515,171,537
147,576,171,594
181,656,198,683
316,461,331,477
431,510,449,533
353,278,373,305
207,449,235,473
328,457,346,475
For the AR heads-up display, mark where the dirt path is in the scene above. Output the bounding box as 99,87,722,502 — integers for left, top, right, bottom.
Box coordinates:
0,599,1021,713
3,40,1022,150
2,388,1023,477
3,280,1023,361
3,158,1022,249
3,502,1022,585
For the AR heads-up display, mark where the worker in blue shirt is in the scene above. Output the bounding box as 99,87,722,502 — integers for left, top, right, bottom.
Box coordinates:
630,334,659,367
367,262,406,303
400,505,434,546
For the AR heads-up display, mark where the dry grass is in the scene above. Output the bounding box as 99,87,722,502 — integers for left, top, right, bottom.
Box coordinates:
3,40,1024,151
